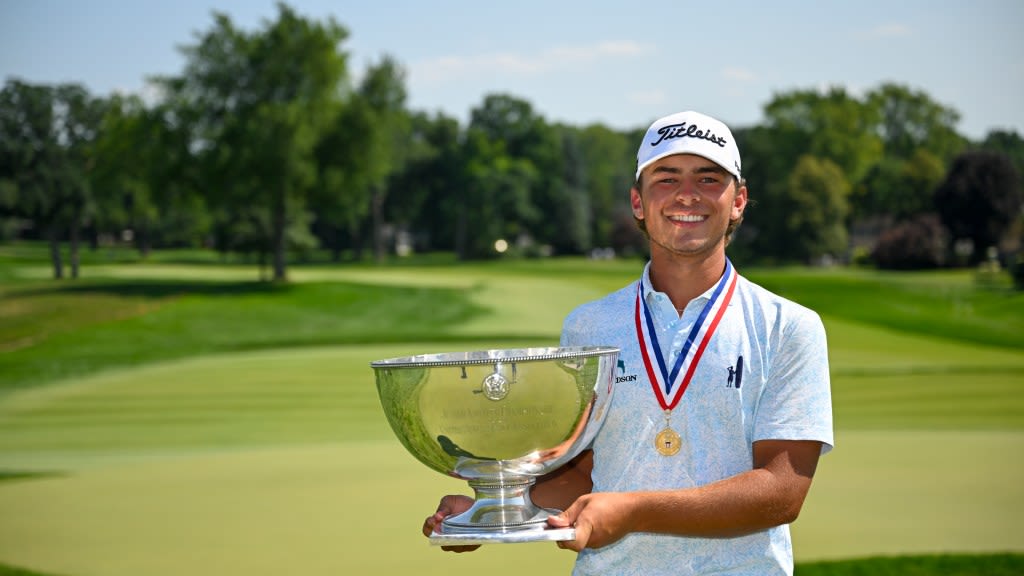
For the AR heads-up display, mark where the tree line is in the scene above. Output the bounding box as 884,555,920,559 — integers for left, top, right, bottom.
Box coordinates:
1,3,1022,282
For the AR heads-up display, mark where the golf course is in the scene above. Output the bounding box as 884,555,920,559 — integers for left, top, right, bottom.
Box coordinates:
0,245,1022,575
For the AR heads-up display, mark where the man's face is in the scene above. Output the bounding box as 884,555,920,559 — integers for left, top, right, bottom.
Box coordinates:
631,153,747,260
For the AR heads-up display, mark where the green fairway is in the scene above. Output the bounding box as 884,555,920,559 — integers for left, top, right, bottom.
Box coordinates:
0,250,1022,575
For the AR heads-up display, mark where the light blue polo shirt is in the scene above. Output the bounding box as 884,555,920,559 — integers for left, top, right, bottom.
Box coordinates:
560,262,833,576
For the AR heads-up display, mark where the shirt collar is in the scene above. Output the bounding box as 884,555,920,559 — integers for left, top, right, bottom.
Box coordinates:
641,260,733,309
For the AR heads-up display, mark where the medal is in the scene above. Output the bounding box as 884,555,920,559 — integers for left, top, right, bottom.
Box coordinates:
655,410,681,456
636,260,738,456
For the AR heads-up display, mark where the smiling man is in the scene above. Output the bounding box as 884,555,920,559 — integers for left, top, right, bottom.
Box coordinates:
425,111,834,575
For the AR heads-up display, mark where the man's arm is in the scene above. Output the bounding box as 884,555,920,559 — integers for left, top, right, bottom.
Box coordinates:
549,439,823,551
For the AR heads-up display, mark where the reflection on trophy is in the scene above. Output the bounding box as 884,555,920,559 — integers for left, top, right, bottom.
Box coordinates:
371,346,619,545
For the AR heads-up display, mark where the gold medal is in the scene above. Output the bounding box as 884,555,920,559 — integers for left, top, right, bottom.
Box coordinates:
655,427,681,456
654,409,681,456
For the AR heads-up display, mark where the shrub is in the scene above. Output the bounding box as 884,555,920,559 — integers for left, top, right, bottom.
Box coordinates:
872,214,947,270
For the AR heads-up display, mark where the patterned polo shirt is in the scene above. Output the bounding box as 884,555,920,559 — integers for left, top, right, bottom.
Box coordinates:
559,261,834,576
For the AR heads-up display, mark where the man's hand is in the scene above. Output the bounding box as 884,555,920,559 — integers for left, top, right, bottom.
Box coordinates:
547,492,637,552
422,495,480,553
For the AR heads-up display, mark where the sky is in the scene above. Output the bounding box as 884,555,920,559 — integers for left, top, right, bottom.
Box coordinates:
1,0,1022,140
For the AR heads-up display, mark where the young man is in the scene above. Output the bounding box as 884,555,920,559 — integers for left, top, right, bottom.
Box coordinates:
425,110,834,575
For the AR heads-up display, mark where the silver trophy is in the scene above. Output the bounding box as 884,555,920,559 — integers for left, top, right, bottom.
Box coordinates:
371,346,619,545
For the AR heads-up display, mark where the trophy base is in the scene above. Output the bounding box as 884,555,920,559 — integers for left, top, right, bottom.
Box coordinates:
430,526,576,546
429,476,576,546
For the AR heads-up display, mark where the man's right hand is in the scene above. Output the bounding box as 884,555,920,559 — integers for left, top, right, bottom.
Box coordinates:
422,494,480,552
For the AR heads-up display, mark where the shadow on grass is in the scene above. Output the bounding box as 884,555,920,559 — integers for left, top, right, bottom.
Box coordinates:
795,553,1024,575
0,565,68,576
0,470,66,483
5,279,293,300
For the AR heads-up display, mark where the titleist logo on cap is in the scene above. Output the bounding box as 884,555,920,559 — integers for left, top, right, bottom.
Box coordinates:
650,122,728,148
635,111,742,181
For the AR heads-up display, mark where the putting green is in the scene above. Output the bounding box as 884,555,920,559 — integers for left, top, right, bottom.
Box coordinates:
0,442,576,576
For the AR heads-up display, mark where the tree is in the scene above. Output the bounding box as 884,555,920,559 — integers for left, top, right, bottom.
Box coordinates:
853,149,946,221
545,126,589,254
576,124,634,250
743,89,880,263
980,129,1024,180
311,56,409,262
866,82,967,162
161,3,350,280
458,94,553,259
762,87,884,185
0,80,62,276
0,80,104,279
358,57,410,262
458,127,538,259
382,111,465,254
782,155,851,263
934,151,1022,265
311,96,372,261
90,95,209,256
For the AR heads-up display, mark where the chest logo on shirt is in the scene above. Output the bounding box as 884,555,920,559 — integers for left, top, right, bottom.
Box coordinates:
726,355,744,388
615,359,639,384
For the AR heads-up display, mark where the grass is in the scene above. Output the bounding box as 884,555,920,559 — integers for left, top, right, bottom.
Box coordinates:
751,266,1024,351
795,553,1024,575
0,242,1022,576
0,278,495,393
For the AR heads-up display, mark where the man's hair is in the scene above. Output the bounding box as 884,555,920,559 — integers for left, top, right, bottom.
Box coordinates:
632,174,747,245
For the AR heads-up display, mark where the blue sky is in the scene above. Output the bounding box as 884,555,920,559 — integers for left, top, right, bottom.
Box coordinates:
1,0,1021,139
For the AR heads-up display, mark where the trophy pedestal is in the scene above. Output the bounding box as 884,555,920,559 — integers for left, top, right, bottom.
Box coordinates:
429,476,575,545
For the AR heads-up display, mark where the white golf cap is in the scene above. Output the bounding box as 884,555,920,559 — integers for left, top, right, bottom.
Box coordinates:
635,110,742,181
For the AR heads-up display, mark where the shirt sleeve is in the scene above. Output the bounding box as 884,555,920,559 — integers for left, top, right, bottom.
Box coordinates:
753,306,835,454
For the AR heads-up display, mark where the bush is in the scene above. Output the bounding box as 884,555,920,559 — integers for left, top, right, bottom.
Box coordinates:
872,214,947,270
1012,251,1024,290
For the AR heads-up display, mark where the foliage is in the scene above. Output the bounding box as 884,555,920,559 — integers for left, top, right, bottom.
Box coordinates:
381,111,465,256
779,155,851,263
980,129,1024,180
90,94,209,253
0,81,105,278
459,95,547,259
575,123,636,249
159,4,352,280
737,84,971,264
358,56,411,262
1014,250,1024,289
866,82,967,162
871,213,947,269
760,86,883,185
934,150,1023,265
852,149,945,221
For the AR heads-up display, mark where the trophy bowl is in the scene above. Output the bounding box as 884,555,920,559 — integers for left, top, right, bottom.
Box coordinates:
371,346,619,545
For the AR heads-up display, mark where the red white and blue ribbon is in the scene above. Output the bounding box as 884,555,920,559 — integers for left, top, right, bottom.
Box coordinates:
635,259,738,411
